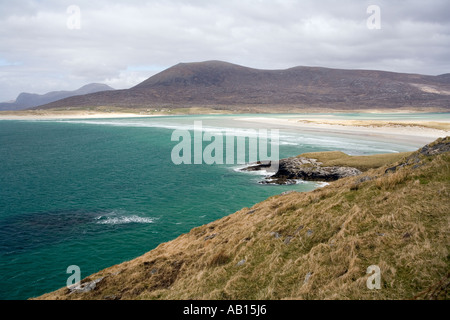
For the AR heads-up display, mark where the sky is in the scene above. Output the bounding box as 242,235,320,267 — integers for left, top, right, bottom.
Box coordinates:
0,0,449,102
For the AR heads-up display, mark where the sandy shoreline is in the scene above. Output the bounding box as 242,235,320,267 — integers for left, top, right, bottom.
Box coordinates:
1,111,448,147
235,117,450,146
0,112,160,120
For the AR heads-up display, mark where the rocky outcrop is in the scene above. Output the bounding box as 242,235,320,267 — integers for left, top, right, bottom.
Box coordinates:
67,277,104,294
386,136,450,174
241,157,362,184
416,137,450,156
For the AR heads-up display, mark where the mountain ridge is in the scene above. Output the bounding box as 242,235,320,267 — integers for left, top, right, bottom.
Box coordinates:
34,61,450,111
0,83,114,111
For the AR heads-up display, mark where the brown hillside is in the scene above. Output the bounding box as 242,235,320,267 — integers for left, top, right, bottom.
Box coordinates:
35,61,450,111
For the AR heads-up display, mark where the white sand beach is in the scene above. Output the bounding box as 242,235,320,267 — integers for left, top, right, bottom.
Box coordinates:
2,110,449,147
0,111,158,120
235,117,450,146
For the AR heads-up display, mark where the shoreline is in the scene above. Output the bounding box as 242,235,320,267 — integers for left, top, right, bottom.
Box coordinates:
1,109,448,148
0,111,161,120
235,117,450,146
1,107,449,121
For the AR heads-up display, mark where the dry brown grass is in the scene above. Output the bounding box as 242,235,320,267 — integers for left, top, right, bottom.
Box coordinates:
35,139,450,300
297,151,413,171
297,119,450,131
209,250,231,267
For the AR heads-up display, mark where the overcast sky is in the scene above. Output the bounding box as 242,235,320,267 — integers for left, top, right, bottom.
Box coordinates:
0,0,449,101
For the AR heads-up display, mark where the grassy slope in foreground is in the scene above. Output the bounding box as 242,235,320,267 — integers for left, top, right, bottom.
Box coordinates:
36,138,450,300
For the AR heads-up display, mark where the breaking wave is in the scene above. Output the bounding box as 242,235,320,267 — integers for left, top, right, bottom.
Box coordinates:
95,214,156,225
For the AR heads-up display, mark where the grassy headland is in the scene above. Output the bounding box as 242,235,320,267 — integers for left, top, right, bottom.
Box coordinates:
296,151,414,172
297,119,450,131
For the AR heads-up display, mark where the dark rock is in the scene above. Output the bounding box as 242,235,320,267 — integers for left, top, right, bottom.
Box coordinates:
417,138,450,156
385,163,406,174
204,234,217,241
386,137,450,174
249,156,362,185
260,178,298,185
240,161,273,172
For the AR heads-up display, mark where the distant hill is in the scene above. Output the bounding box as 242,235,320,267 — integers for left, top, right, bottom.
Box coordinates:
0,83,114,111
36,61,450,111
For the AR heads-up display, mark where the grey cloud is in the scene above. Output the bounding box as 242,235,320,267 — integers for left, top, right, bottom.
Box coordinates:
0,0,449,101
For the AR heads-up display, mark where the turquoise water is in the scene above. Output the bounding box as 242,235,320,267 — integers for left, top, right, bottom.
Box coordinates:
0,114,445,299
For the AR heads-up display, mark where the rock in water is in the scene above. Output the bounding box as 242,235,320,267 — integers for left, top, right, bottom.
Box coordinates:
258,157,362,185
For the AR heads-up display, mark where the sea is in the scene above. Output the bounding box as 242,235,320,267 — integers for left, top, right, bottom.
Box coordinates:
0,113,447,300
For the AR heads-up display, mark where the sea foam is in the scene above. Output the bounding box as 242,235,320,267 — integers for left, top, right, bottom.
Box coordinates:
95,214,155,225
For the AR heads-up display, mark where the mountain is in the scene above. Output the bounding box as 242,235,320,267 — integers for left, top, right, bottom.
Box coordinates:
0,83,115,111
34,137,450,300
36,61,450,111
